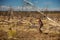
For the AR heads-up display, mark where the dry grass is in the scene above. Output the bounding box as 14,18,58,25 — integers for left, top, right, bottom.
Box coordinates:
0,11,60,40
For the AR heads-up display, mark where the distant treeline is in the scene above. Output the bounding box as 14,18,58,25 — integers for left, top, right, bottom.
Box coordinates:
0,11,60,16
0,11,60,13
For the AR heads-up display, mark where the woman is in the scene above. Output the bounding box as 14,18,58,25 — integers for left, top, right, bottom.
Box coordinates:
39,18,43,33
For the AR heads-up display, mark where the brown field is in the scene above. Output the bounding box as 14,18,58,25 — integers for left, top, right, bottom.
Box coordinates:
0,11,60,40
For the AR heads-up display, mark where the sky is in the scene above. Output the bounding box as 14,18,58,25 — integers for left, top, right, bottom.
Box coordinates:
0,0,60,11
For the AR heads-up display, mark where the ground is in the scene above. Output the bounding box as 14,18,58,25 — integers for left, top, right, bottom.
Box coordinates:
0,11,60,40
